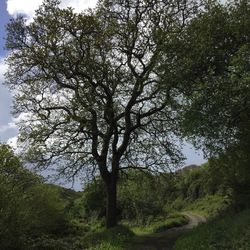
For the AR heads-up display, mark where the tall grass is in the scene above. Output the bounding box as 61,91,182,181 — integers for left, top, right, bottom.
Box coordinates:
183,194,232,218
82,225,134,250
129,213,188,235
174,209,250,250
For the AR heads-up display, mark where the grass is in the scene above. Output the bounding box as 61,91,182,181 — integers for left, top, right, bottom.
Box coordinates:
23,225,134,250
183,194,232,218
82,225,134,250
128,213,188,235
174,209,250,250
79,194,231,249
83,213,188,249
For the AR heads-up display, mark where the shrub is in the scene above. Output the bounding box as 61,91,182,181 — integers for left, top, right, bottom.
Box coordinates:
82,225,134,249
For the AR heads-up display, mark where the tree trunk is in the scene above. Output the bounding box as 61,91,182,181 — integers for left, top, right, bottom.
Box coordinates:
106,174,117,228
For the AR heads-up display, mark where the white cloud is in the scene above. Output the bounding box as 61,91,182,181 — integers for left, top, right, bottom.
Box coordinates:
0,122,17,133
12,112,31,123
7,0,42,18
59,0,98,12
7,0,98,21
0,58,7,82
7,136,18,149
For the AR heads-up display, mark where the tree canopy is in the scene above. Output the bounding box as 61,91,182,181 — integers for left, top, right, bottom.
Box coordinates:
178,0,250,155
5,0,202,227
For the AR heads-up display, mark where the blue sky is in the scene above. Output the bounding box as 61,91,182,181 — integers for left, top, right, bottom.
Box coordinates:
0,0,97,145
0,0,11,56
0,0,205,168
0,0,16,144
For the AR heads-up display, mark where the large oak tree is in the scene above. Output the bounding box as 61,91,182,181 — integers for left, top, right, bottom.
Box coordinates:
6,0,201,227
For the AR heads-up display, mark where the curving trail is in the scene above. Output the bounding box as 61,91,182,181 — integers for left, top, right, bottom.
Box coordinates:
128,212,206,250
180,212,206,230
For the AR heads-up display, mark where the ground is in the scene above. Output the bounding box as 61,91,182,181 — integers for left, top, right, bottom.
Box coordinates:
127,212,206,250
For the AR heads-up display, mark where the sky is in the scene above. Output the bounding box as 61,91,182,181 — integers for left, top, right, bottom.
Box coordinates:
0,0,205,180
0,0,15,144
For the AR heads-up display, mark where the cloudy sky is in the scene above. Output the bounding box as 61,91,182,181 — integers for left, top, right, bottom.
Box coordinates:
0,0,205,166
0,0,98,145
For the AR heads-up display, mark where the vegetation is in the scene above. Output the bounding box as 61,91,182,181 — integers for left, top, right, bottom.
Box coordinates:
178,0,250,153
130,214,188,235
2,0,250,248
174,209,250,250
0,144,71,249
5,0,201,228
1,140,250,249
183,194,231,218
82,225,134,250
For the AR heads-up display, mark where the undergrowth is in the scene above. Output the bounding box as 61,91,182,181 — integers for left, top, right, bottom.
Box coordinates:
174,209,250,250
128,213,188,235
183,194,232,218
83,225,134,250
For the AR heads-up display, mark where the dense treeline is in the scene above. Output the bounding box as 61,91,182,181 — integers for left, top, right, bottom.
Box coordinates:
78,159,248,225
0,144,81,249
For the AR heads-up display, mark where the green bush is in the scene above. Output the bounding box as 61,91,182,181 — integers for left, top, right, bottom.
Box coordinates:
118,171,166,224
82,225,134,249
24,235,71,250
0,144,73,249
184,194,232,218
81,179,106,219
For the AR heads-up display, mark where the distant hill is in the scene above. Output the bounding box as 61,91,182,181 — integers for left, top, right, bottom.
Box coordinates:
178,164,200,174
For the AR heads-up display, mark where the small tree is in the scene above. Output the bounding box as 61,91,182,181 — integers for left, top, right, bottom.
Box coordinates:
6,0,201,227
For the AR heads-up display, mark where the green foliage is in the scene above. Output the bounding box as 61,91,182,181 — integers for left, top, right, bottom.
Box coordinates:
82,225,134,249
0,144,73,249
208,147,250,210
166,197,188,212
175,166,209,200
81,179,106,219
118,171,167,224
6,0,197,229
77,171,175,225
24,184,69,236
78,161,236,228
184,195,232,218
24,235,93,250
153,216,187,233
130,214,188,235
179,0,250,154
88,242,122,250
23,235,72,250
174,209,250,250
162,162,235,219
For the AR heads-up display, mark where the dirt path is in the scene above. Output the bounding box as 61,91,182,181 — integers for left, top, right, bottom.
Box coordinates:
127,212,206,250
180,212,206,229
